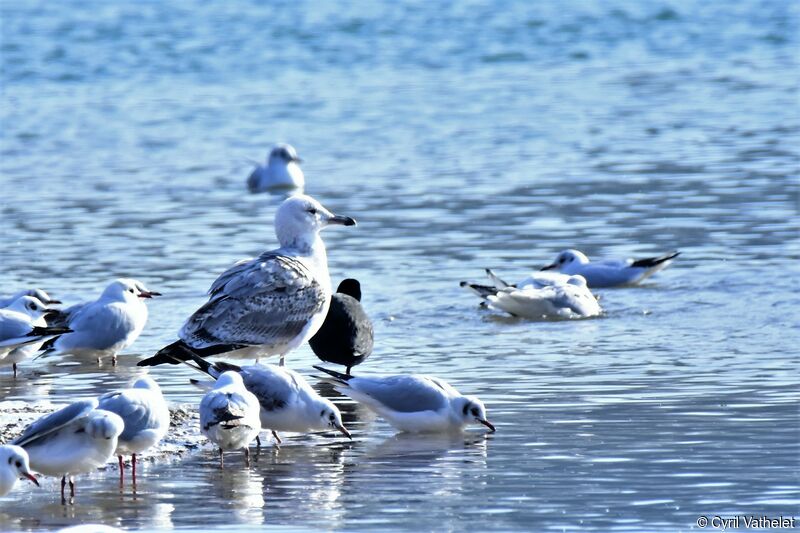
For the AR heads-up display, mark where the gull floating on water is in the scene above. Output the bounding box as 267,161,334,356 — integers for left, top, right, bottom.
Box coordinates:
540,249,680,287
141,194,356,367
0,296,71,377
461,269,601,319
97,376,170,485
200,371,261,468
309,278,374,375
247,143,305,192
181,353,350,444
314,366,495,434
40,278,160,365
0,288,60,308
12,399,124,503
0,445,39,496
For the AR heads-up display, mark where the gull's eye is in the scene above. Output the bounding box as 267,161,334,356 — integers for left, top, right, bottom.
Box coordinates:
471,407,479,417
15,461,21,468
7,457,11,465
320,410,325,417
307,208,318,215
329,413,335,421
128,288,135,293
28,303,36,310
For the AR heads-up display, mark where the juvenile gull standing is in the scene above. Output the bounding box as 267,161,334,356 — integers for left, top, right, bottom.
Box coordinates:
200,371,261,468
309,278,374,375
314,366,495,434
140,194,356,367
40,278,160,365
97,376,170,485
247,143,305,192
0,445,39,496
0,296,71,377
12,399,124,503
540,249,680,287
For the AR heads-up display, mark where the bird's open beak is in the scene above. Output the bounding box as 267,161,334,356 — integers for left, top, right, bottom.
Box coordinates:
336,423,352,440
478,419,496,432
138,290,162,299
539,263,557,271
328,214,357,227
23,472,39,487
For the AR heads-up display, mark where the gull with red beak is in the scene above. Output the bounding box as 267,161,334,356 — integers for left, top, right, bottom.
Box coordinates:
39,278,160,365
0,445,39,496
314,366,496,434
140,194,356,368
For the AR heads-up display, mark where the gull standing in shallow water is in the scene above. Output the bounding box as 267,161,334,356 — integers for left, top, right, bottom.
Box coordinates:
309,278,374,375
0,445,39,496
140,194,356,367
247,143,305,192
0,296,71,377
97,376,170,485
40,278,160,365
540,249,680,287
200,371,261,468
12,400,124,503
314,366,496,434
461,269,601,319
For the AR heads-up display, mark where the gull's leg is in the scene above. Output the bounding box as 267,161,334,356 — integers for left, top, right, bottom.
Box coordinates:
118,455,124,486
346,365,352,376
256,435,261,449
219,448,224,469
13,363,17,378
112,355,117,367
132,453,137,486
60,476,67,504
271,430,282,445
279,354,286,367
69,476,75,499
244,447,251,468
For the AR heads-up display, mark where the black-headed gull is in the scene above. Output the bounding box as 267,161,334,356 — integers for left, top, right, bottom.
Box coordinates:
97,376,170,485
0,445,39,496
540,249,680,287
200,371,261,468
309,278,374,375
12,400,124,503
0,288,60,307
314,366,495,434
141,194,356,367
461,269,601,319
0,296,71,377
179,353,350,444
247,143,305,192
40,278,160,365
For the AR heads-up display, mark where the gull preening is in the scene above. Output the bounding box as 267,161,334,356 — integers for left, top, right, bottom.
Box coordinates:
247,143,305,192
97,376,170,485
182,354,350,444
40,278,160,365
141,194,356,367
199,371,261,468
309,278,374,375
314,366,495,434
0,288,60,308
12,399,124,503
0,445,39,496
0,296,71,377
540,249,680,287
461,269,602,319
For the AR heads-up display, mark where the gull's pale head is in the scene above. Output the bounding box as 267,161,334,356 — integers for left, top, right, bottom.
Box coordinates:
86,409,125,441
316,398,351,439
0,445,38,489
215,370,244,389
268,143,302,165
7,295,52,319
103,279,161,303
566,275,589,288
131,376,162,394
455,396,495,432
275,195,356,249
540,249,590,273
13,288,60,306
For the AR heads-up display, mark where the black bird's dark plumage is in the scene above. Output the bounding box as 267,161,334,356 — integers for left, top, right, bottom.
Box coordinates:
309,279,373,375
630,251,681,268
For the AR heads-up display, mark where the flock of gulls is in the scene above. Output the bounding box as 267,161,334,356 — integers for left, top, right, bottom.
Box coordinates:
0,144,679,505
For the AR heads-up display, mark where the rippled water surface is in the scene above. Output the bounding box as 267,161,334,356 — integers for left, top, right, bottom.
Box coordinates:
1,0,799,531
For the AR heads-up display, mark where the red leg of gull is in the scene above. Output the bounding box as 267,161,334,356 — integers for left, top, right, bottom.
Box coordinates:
118,455,124,485
132,454,137,485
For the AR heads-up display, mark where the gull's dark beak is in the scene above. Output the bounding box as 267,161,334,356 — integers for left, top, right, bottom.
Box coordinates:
540,263,557,271
46,299,62,305
23,472,39,487
138,290,161,299
292,156,303,163
44,309,66,319
478,419,496,432
336,423,352,440
328,214,357,227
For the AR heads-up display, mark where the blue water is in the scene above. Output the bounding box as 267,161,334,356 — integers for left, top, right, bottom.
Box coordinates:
1,1,799,531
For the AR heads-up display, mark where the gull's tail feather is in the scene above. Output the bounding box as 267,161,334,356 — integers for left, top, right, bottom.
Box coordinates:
631,251,681,269
312,365,354,385
189,378,215,392
138,340,199,367
459,281,497,299
485,268,512,289
28,326,72,338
